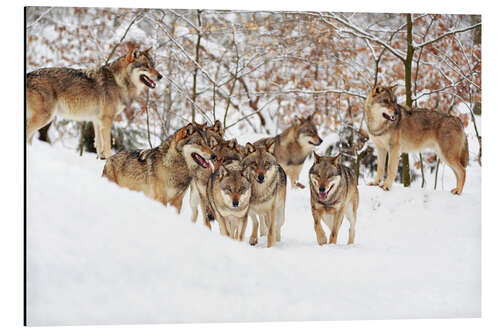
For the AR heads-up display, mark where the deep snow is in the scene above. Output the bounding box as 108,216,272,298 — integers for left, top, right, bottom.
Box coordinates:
26,134,480,325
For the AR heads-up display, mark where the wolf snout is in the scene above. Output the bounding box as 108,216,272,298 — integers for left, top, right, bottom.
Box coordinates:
257,173,265,183
319,186,325,193
232,199,239,207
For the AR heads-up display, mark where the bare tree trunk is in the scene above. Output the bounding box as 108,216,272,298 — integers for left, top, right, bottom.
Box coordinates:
191,9,202,122
434,159,440,190
401,13,414,187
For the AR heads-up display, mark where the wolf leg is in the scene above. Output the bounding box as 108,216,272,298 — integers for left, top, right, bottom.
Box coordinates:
287,165,305,189
267,207,277,248
92,120,103,158
238,216,248,241
447,160,466,195
312,209,327,246
189,183,199,223
345,202,357,245
26,107,54,145
381,146,400,191
329,208,345,244
275,199,285,242
369,147,387,186
249,214,259,245
99,116,113,159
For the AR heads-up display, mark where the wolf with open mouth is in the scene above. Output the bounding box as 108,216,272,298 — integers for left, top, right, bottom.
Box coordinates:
309,152,359,245
364,84,469,194
27,47,163,159
102,123,215,213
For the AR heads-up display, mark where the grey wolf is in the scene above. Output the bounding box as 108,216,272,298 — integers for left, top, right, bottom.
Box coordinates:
309,152,359,245
254,115,322,189
26,48,162,159
364,85,468,194
102,123,214,212
207,163,251,240
242,142,287,248
188,121,244,229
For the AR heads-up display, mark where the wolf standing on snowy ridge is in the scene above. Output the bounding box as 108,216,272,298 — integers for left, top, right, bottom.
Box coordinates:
26,48,163,159
364,85,469,195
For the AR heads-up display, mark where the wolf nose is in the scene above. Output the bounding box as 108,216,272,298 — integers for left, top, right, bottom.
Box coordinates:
232,200,239,207
157,74,163,81
210,154,217,160
257,174,265,183
319,186,325,193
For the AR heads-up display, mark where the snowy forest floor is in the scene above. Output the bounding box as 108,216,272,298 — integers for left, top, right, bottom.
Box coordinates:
26,139,480,325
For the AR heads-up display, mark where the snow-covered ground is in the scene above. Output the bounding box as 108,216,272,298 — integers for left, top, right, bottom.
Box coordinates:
26,133,480,325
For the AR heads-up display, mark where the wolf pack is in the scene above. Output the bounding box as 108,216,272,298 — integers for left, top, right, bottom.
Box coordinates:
26,48,469,248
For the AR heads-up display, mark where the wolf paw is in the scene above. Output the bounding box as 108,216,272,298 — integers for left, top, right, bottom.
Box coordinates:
380,184,391,191
450,188,462,195
368,181,380,186
317,233,327,246
249,236,258,246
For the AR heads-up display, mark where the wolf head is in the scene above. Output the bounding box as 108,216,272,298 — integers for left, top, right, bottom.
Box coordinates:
309,152,342,202
175,123,215,171
217,165,251,209
367,85,400,122
295,115,323,148
242,142,278,184
213,138,244,169
126,48,163,91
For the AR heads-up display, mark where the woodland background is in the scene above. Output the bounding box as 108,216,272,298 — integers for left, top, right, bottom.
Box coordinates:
25,7,481,187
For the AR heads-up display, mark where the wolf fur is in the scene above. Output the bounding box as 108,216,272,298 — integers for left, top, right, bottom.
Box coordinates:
242,142,287,248
207,163,252,240
102,123,213,212
364,85,469,194
309,152,359,245
188,121,243,229
254,115,322,189
26,48,162,159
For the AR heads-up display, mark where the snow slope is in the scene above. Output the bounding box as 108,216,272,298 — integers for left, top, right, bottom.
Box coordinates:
26,140,480,326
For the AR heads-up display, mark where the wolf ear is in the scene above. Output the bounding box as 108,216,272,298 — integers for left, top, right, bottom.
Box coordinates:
193,121,206,130
126,49,140,63
313,151,321,164
212,120,223,136
176,123,193,140
228,139,238,149
331,153,342,166
245,143,256,155
266,141,276,154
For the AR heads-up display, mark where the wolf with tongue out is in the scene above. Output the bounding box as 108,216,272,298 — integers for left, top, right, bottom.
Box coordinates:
308,152,359,246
